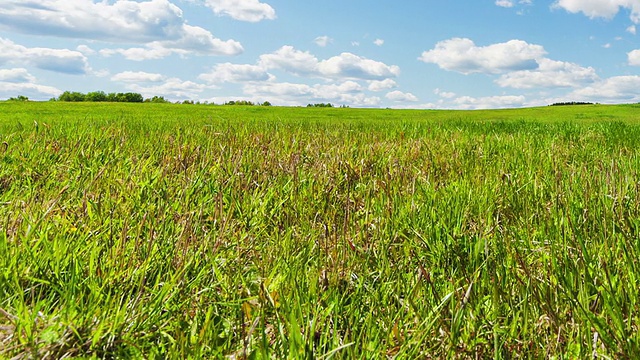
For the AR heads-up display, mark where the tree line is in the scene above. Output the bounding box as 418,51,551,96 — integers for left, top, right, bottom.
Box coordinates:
549,101,595,106
7,92,353,107
50,91,274,106
5,92,272,105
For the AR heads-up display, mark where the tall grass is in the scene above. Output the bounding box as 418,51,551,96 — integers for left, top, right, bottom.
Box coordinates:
1,102,640,358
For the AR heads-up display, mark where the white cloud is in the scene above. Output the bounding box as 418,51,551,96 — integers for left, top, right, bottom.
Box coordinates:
199,63,273,83
202,0,276,22
0,68,36,83
258,46,319,76
156,24,243,56
259,46,400,81
629,49,640,66
111,71,166,83
496,58,599,88
452,95,527,109
124,77,208,99
0,0,243,58
100,45,174,61
386,90,418,102
0,38,89,74
315,36,333,47
318,52,400,80
628,25,637,35
368,79,397,91
0,0,184,42
434,88,456,98
374,39,385,46
243,81,380,107
419,38,545,74
76,45,96,56
567,76,640,103
244,82,314,98
99,25,243,60
0,81,61,100
0,68,61,99
496,0,514,8
553,0,640,23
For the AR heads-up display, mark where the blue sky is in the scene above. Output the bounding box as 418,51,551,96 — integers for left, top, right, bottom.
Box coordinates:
1,0,640,109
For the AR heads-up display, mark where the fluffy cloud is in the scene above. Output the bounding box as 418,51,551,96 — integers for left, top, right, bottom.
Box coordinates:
0,0,242,58
0,38,89,74
99,26,243,60
496,1,514,8
155,25,243,55
318,53,400,80
0,68,36,83
243,81,380,107
100,45,174,61
0,0,184,42
122,77,208,99
199,63,273,83
110,70,207,99
315,36,333,47
76,45,96,56
496,58,599,88
386,90,418,102
0,82,61,99
0,68,61,99
496,0,532,8
567,76,640,103
629,49,640,66
202,0,276,22
374,39,385,46
111,71,166,83
419,38,545,74
553,0,640,23
259,46,400,81
452,95,527,109
368,79,397,91
434,88,456,99
259,46,319,76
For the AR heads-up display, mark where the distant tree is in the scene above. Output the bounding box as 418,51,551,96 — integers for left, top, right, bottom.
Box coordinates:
58,91,86,102
8,95,29,101
122,92,144,103
105,92,144,103
85,91,107,102
549,101,594,106
145,96,170,103
307,103,333,108
224,100,255,106
55,91,148,103
261,101,272,106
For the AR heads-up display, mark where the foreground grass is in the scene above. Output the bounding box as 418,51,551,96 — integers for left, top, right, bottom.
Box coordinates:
1,102,640,358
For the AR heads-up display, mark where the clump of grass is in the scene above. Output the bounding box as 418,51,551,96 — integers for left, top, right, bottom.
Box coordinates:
1,102,640,358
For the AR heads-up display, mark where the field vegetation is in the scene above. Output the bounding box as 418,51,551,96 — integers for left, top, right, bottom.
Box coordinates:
1,101,640,358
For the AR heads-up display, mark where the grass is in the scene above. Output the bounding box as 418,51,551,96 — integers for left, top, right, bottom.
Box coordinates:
1,101,640,358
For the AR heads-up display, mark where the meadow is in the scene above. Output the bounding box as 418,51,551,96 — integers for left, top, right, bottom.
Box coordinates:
1,101,640,358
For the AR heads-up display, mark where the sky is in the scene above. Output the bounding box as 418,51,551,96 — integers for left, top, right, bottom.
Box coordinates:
1,0,640,109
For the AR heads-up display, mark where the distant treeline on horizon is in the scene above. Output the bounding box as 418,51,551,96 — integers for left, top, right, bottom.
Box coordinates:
5,93,604,108
549,102,596,106
8,92,274,106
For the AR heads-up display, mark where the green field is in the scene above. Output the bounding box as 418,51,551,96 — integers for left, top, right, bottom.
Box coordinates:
1,101,640,358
